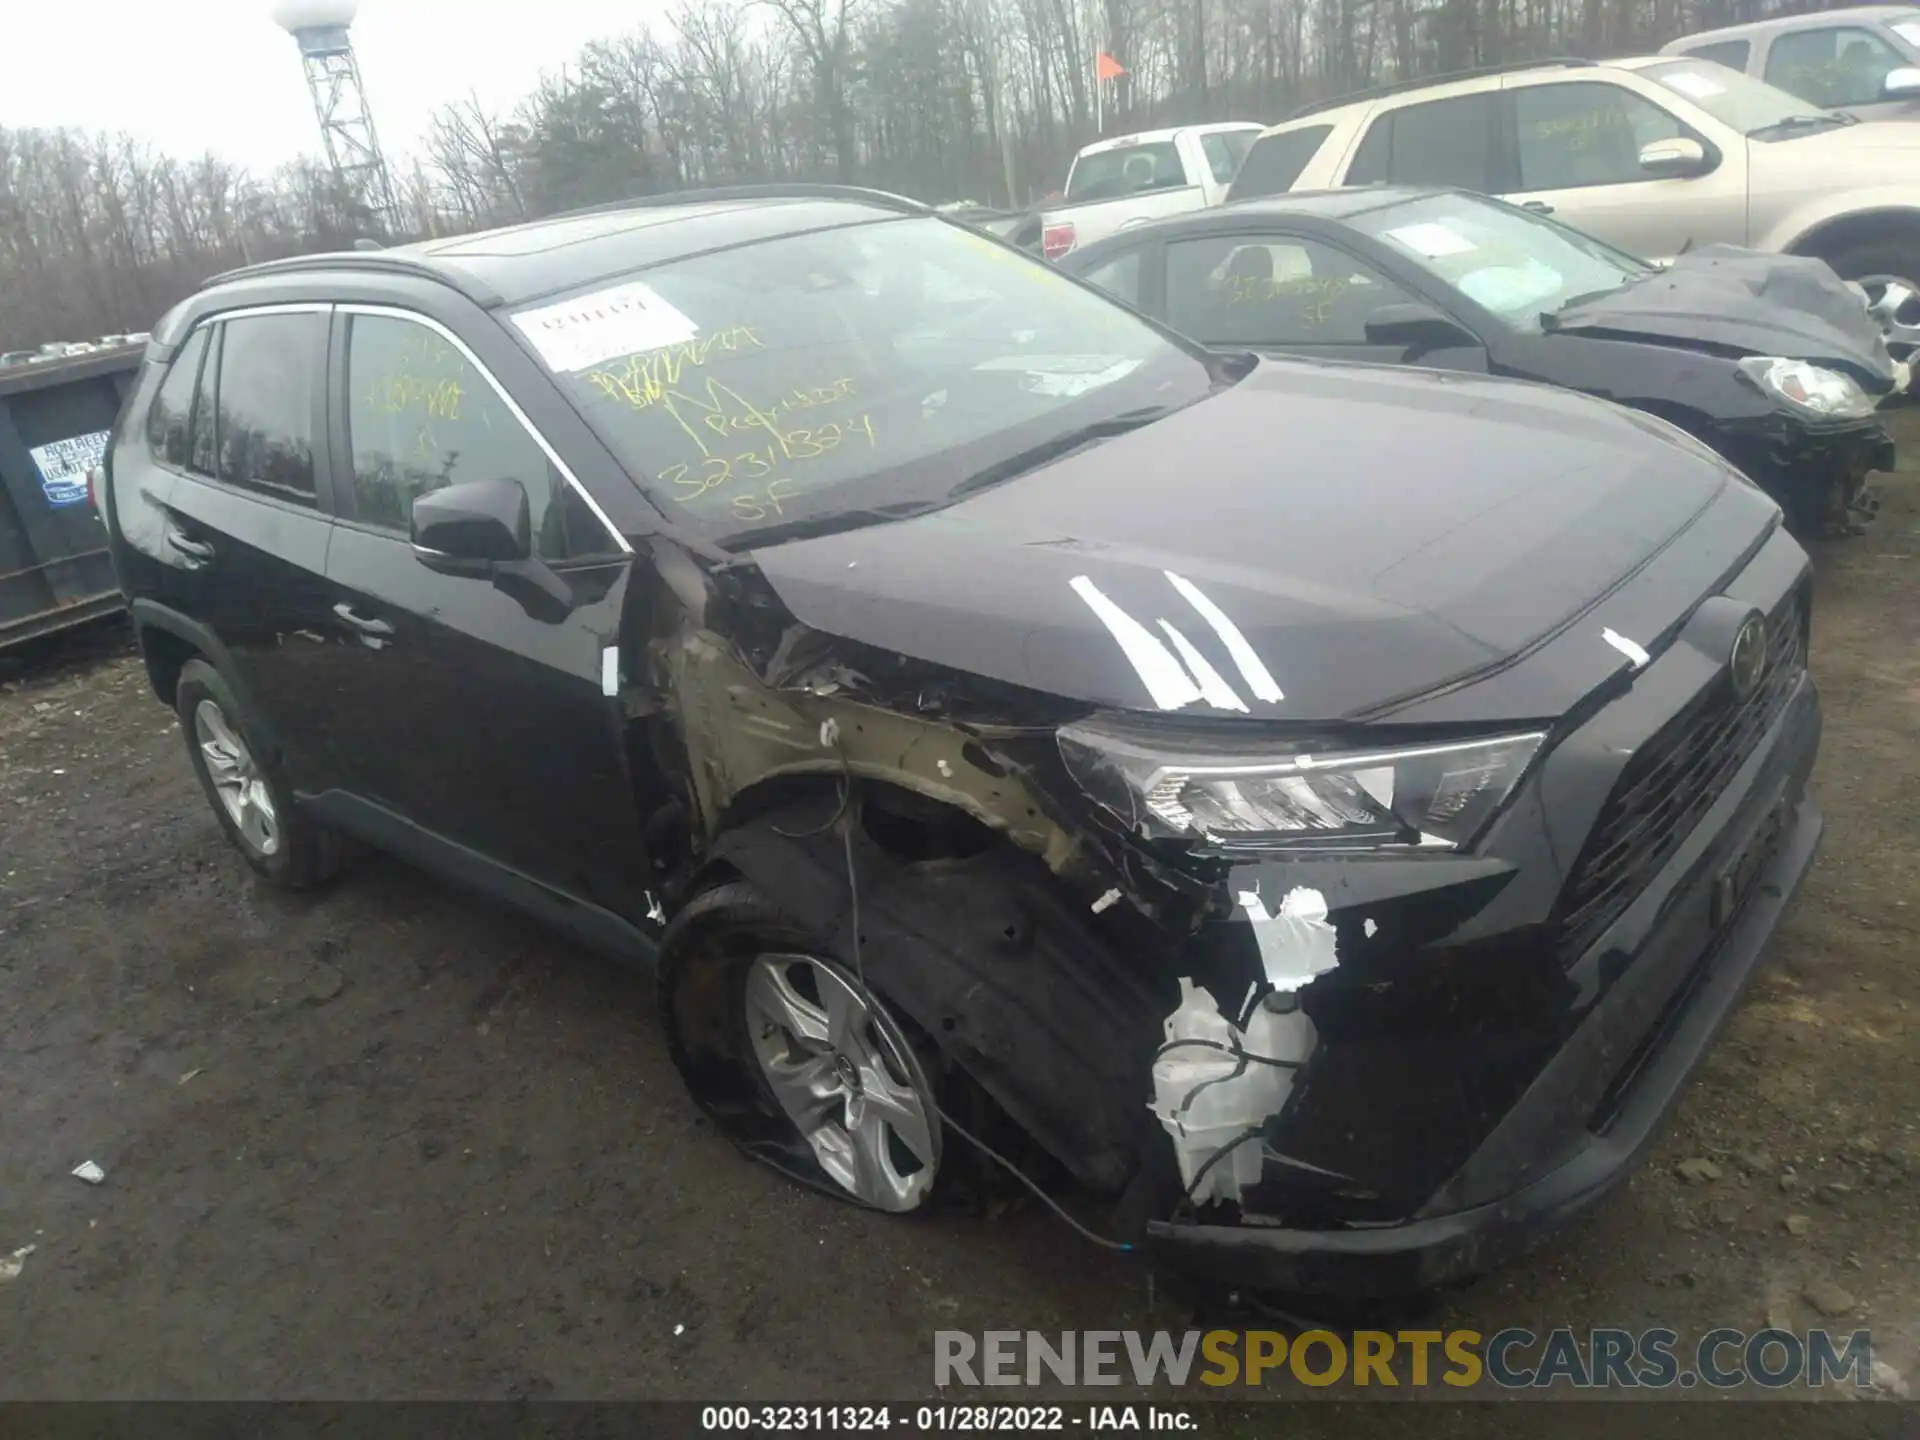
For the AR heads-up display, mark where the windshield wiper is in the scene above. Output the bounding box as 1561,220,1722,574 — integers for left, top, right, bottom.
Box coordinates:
1750,113,1851,137
719,498,942,552
946,405,1177,501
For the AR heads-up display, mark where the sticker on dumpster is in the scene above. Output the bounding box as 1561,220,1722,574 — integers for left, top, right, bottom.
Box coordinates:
28,429,110,508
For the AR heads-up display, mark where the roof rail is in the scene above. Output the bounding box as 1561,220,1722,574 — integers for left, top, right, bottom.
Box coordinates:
553,182,932,222
202,250,456,290
1284,57,1598,120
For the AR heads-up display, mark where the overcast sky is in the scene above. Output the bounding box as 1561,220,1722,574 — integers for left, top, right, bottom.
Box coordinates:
0,0,663,175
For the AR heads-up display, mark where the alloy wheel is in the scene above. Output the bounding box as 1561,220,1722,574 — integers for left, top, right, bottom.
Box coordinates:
1857,274,1920,363
193,698,280,857
743,952,941,1211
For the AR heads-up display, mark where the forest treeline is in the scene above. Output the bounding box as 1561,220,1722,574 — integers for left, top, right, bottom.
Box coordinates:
1,0,1801,346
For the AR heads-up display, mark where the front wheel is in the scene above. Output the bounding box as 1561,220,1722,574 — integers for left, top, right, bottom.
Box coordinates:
658,879,945,1212
1819,235,1920,366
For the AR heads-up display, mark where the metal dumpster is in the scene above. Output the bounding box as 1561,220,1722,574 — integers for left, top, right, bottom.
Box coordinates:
0,347,142,651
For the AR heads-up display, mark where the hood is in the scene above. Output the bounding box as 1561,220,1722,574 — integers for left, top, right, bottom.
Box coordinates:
1543,244,1898,387
1747,118,1920,190
747,359,1745,722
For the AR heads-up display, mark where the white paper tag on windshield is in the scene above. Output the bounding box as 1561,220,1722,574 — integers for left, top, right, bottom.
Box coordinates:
511,281,699,372
974,354,1143,397
1662,70,1726,99
1383,222,1476,259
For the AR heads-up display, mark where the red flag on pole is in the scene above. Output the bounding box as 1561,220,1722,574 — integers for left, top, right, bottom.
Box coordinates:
1095,52,1126,80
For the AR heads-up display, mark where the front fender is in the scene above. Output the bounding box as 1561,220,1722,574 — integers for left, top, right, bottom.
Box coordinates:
1760,190,1920,256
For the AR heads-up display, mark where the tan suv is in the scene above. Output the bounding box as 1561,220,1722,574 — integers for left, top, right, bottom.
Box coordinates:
1230,56,1920,301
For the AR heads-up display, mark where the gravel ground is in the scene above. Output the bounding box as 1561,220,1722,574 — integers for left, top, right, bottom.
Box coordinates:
2,416,1918,1410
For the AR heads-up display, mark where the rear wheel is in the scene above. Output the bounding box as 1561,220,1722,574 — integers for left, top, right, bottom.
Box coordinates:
659,879,945,1212
175,658,342,888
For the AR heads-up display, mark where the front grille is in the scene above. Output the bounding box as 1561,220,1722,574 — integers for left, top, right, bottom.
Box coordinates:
1555,587,1807,961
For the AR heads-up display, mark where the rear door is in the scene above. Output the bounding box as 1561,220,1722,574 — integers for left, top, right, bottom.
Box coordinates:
156,306,341,794
315,305,652,924
1340,91,1506,194
1499,76,1749,260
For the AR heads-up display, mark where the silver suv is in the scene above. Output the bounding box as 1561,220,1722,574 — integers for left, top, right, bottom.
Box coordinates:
1229,56,1920,301
1662,6,1920,122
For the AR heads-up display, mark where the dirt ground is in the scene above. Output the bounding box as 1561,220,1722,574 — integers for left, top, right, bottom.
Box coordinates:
3,416,1919,1409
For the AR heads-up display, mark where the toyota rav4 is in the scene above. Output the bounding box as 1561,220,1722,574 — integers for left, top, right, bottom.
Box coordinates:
102,185,1823,1297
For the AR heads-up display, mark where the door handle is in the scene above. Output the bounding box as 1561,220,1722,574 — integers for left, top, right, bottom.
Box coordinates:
166,527,215,565
332,602,395,638
1522,200,1555,215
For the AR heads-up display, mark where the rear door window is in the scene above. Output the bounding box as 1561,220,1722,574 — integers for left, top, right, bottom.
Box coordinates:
1077,249,1146,307
1678,39,1751,72
1344,93,1501,191
1200,130,1256,185
1165,233,1414,346
1065,142,1190,202
213,313,323,504
1227,125,1334,200
1765,26,1909,107
145,326,209,469
190,328,220,477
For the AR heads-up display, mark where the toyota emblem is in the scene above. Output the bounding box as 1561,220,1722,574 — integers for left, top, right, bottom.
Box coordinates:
1729,613,1768,701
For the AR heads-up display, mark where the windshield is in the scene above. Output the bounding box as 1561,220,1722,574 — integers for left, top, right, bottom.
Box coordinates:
1640,59,1849,135
518,216,1216,545
1065,142,1191,202
1350,192,1653,330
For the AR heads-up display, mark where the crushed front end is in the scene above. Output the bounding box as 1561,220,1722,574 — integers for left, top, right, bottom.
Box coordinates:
1126,528,1823,1297
1709,409,1896,537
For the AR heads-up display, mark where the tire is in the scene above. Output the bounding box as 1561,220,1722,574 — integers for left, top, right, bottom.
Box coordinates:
658,878,948,1213
1818,234,1920,296
175,658,342,889
1818,233,1920,371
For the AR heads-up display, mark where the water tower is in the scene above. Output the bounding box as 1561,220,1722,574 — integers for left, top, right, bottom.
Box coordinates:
271,0,400,235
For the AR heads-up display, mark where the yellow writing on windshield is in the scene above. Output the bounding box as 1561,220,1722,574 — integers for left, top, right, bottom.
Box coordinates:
585,327,765,409
659,413,878,505
667,376,859,443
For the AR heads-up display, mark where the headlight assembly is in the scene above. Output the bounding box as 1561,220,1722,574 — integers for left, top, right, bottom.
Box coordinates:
1737,356,1878,420
1057,715,1546,852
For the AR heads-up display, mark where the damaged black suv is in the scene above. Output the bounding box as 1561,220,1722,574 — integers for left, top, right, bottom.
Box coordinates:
102,185,1822,1298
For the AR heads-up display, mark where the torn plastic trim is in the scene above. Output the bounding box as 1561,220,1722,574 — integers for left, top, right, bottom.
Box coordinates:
1236,884,1340,993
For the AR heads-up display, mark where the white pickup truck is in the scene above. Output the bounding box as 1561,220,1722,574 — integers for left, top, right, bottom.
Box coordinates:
1038,123,1266,261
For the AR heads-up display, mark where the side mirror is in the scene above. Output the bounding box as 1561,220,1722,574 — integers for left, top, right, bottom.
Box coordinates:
411,478,532,573
1883,66,1920,99
1638,136,1711,179
1364,301,1480,352
411,478,574,623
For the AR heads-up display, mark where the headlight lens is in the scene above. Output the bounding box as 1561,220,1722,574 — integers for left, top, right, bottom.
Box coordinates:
1737,356,1878,420
1057,716,1546,852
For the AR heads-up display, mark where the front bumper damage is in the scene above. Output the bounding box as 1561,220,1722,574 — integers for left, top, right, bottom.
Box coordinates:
1146,709,1819,1297
1142,545,1823,1297
1712,413,1895,535
667,512,1823,1299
